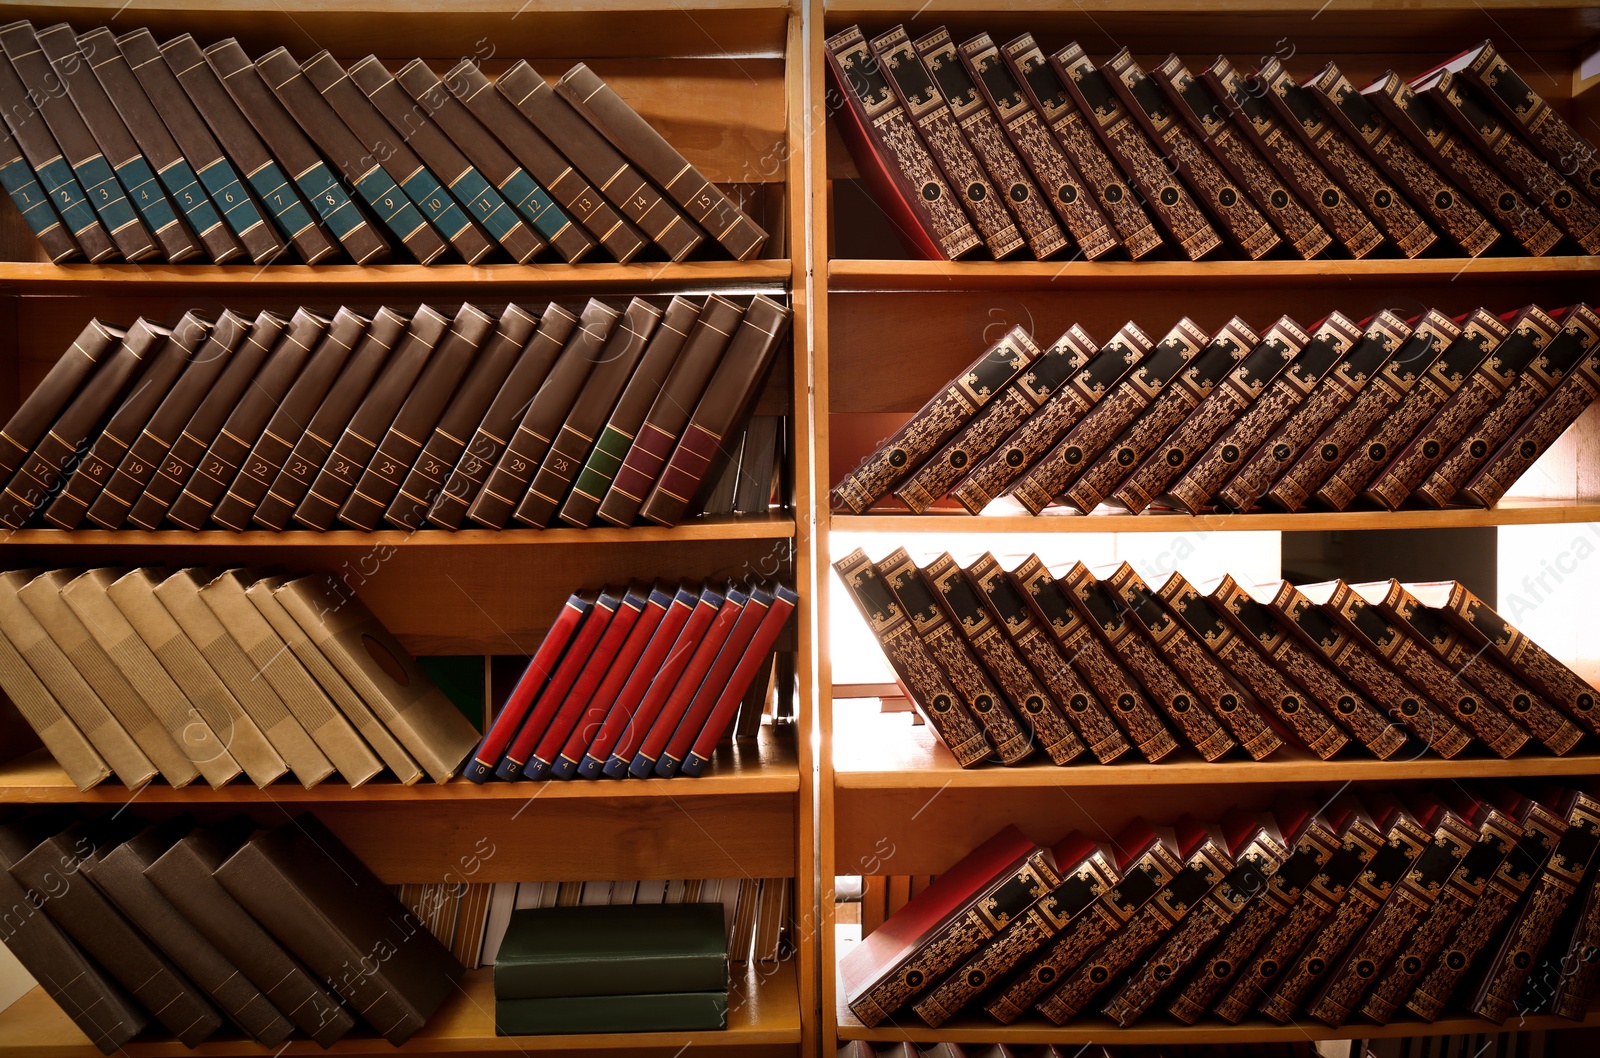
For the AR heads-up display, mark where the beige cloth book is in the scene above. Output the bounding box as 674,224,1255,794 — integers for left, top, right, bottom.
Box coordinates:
0,590,109,790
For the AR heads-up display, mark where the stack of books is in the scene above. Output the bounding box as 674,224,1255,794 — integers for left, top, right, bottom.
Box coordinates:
828,28,1596,262
0,295,791,533
491,903,730,1035
836,550,1599,768
831,306,1600,517
0,811,463,1053
842,786,1600,1030
0,20,767,264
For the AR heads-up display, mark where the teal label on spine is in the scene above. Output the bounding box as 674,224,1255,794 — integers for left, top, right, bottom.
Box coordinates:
293,160,364,240
500,167,571,241
157,159,226,235
196,158,270,236
0,157,64,237
450,166,520,241
401,168,472,238
114,156,180,232
245,160,317,240
353,167,427,238
571,426,633,499
35,157,98,235
74,155,139,233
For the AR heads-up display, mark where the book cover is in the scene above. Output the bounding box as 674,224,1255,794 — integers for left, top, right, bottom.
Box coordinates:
494,902,726,998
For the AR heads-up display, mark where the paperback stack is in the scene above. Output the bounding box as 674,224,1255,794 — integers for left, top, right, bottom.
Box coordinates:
492,903,729,1035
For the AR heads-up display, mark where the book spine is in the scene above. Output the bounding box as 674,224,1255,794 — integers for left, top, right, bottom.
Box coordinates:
1426,622,1583,754
580,587,697,776
0,629,111,790
598,590,721,777
0,108,78,261
1551,872,1600,1019
1255,625,1406,760
1464,349,1600,508
654,587,776,775
1153,380,1293,514
1462,45,1600,207
0,318,122,482
546,587,668,777
682,583,799,774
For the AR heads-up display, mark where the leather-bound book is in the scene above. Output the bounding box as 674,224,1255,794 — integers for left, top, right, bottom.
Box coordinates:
941,325,1102,515
518,298,664,528
1550,809,1600,1018
495,902,727,997
1106,564,1281,760
294,305,451,530
880,549,1032,764
1215,311,1409,513
446,60,644,263
1319,308,1508,510
161,34,337,263
1052,42,1221,260
1011,556,1178,762
216,815,464,1044
867,27,1023,259
1105,50,1280,258
172,308,364,530
925,553,1085,765
0,113,80,261
0,21,158,261
1165,312,1360,515
1003,34,1161,258
1419,303,1599,507
126,309,301,530
0,817,149,1054
204,38,388,263
914,834,1116,1026
681,581,798,776
35,23,200,262
912,28,1069,259
966,553,1129,764
494,60,702,261
1366,305,1557,509
1152,56,1332,259
841,824,1061,1027
576,587,685,777
114,28,284,263
400,60,595,264
1368,71,1562,256
346,56,545,263
835,548,991,767
256,48,446,263
0,597,111,791
275,573,481,782
1272,309,1460,512
230,307,401,531
1060,562,1235,761
143,818,356,1046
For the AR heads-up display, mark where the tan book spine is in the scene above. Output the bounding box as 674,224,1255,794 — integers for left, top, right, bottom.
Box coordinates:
0,629,110,790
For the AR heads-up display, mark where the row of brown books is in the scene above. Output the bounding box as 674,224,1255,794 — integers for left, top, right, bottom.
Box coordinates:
839,1043,1549,1058
834,549,1600,767
829,29,1598,262
0,810,462,1053
831,305,1600,517
843,786,1600,1031
0,20,766,265
0,565,482,790
0,294,791,533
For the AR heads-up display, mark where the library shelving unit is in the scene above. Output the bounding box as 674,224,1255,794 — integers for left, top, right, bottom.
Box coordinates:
811,0,1600,1052
0,2,815,1056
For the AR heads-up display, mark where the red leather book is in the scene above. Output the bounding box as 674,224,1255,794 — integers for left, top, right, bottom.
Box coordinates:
603,587,726,778
682,582,799,776
656,585,778,776
582,585,702,778
628,587,748,777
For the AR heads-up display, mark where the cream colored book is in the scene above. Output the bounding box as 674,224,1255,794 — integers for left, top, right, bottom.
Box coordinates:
0,616,109,791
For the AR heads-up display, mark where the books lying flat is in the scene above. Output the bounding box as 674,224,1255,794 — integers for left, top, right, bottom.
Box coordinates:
494,902,727,998
494,991,728,1035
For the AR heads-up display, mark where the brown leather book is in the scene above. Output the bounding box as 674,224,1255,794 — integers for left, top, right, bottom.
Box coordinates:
293,305,451,530
161,34,338,263
1307,62,1499,256
495,59,703,261
114,28,285,263
833,547,991,767
1215,311,1409,513
1105,50,1280,259
911,27,1068,259
924,552,1085,765
1202,57,1384,258
1551,832,1600,1019
517,297,665,528
1271,309,1460,512
0,602,111,791
467,299,621,529
1011,556,1178,762
1002,33,1160,258
339,303,496,529
0,317,124,483
1052,42,1222,260
966,553,1129,764
1318,308,1508,510
125,309,299,530
427,302,581,528
1152,56,1332,259
444,60,644,263
205,38,389,264
36,23,202,263
0,105,81,262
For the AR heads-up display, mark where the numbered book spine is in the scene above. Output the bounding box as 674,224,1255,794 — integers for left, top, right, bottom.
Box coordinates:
0,317,124,483
0,117,78,261
1458,41,1600,206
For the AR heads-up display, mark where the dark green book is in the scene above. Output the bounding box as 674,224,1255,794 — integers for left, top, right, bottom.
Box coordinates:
494,991,728,1036
494,902,727,999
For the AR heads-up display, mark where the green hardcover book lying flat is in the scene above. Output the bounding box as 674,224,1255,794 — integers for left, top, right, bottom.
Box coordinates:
495,991,729,1036
494,902,728,999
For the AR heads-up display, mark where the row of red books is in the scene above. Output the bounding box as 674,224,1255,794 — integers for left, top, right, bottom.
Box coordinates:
831,305,1600,518
0,294,790,533
829,29,1597,262
835,549,1599,768
843,786,1600,1031
0,20,765,264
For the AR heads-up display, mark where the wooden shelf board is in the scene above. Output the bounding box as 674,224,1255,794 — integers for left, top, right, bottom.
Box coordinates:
0,959,799,1056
